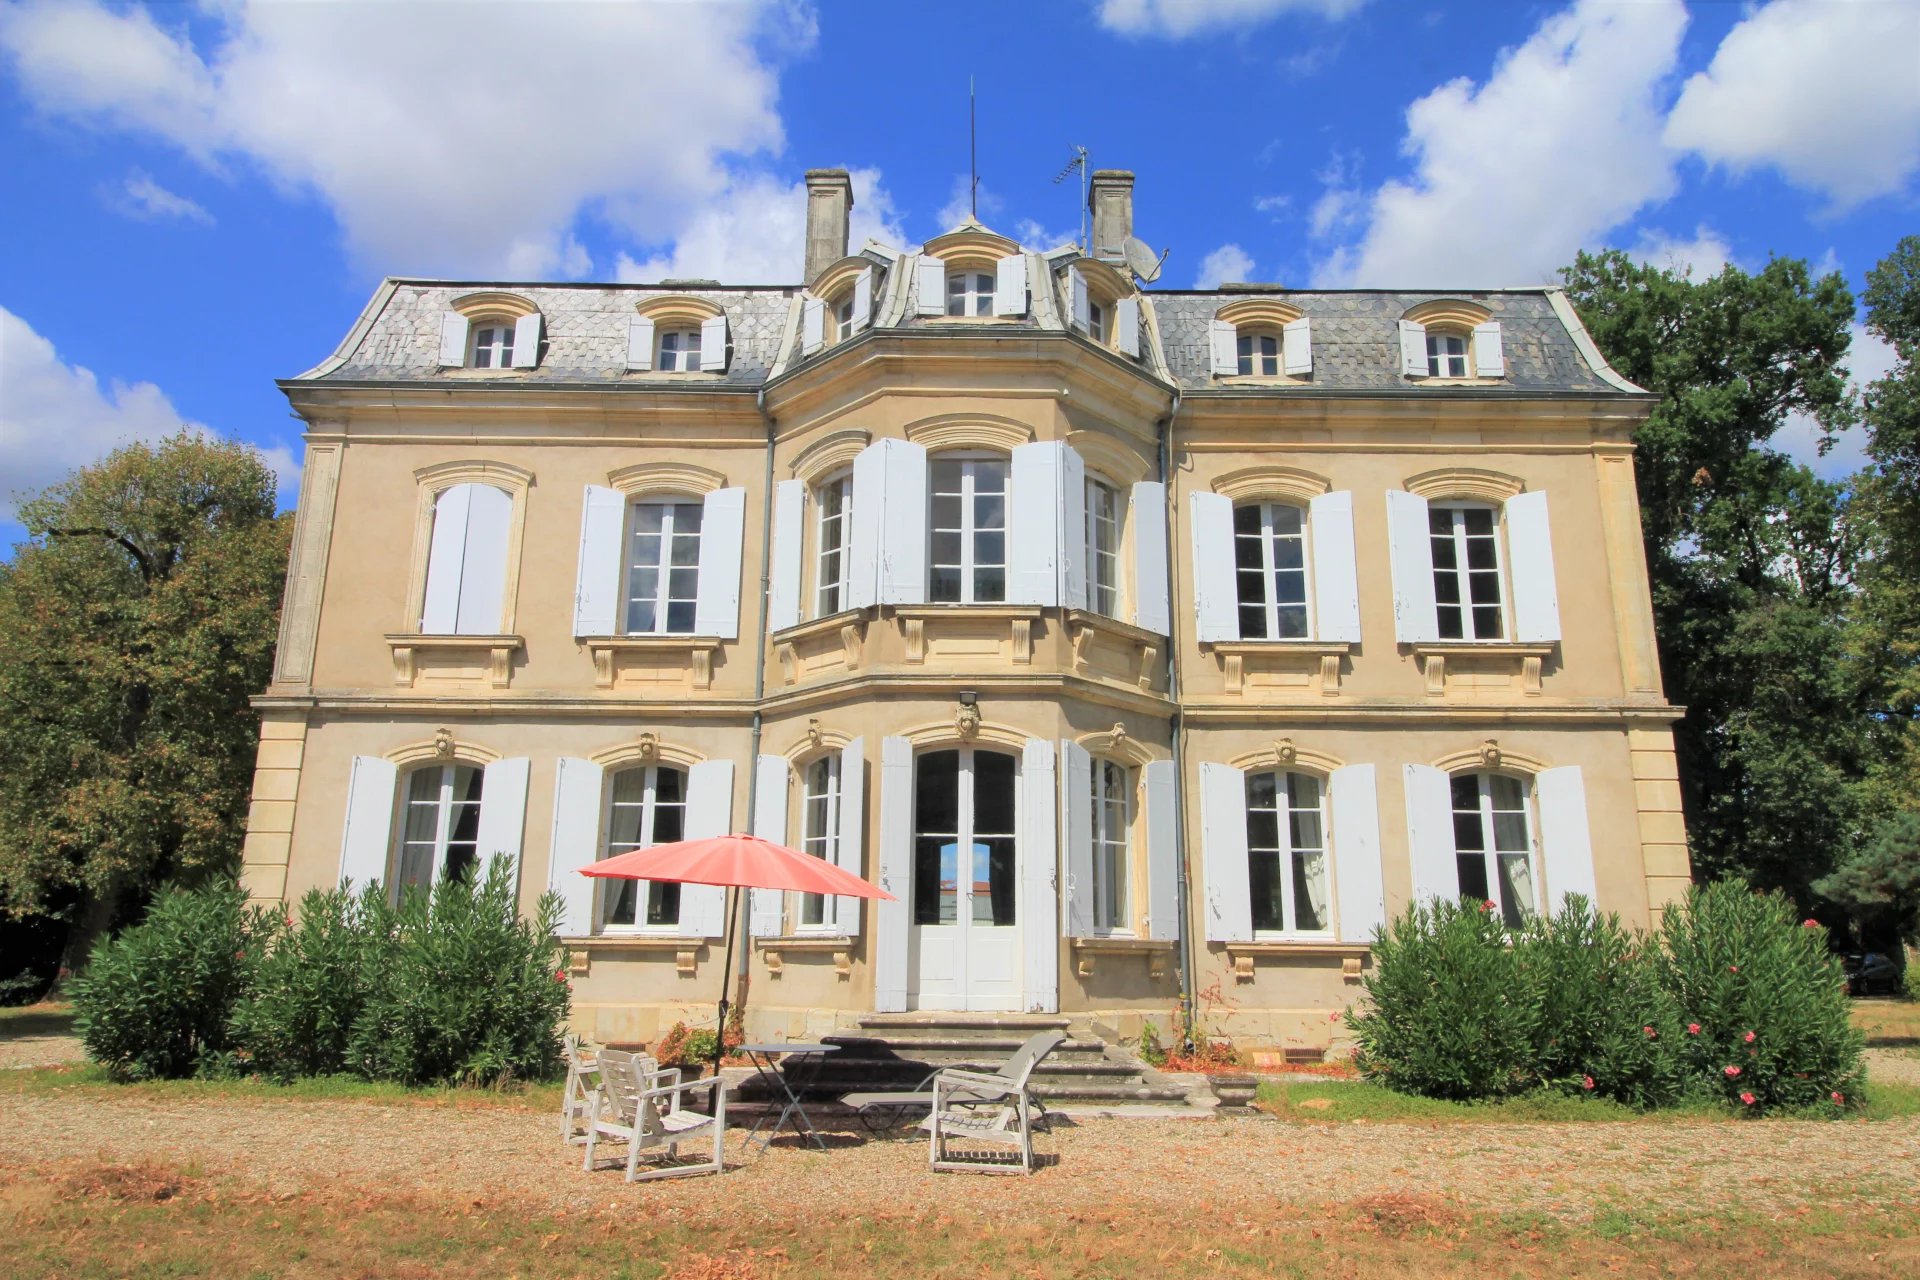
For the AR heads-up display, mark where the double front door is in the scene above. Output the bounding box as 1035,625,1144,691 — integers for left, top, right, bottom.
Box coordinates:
909,747,1021,1011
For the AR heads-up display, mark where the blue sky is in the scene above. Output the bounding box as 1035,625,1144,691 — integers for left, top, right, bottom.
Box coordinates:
3,0,1917,552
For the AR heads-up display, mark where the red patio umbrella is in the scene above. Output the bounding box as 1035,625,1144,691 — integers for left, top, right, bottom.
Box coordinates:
580,833,893,1078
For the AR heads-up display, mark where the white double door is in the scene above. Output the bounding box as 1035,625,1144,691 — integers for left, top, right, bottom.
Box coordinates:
909,747,1022,1011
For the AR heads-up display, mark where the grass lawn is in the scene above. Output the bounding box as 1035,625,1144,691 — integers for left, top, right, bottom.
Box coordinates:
1853,997,1920,1047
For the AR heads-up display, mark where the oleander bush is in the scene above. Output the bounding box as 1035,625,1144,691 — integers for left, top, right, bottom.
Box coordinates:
229,881,388,1081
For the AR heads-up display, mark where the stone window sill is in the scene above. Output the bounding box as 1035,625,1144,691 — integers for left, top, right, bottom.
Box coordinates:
1407,641,1555,696
1223,940,1372,983
563,933,706,976
754,934,854,979
581,635,723,690
385,633,523,689
892,604,1045,665
1203,640,1352,696
1069,935,1173,979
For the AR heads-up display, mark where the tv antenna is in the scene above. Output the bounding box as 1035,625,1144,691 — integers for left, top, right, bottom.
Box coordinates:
1052,145,1089,252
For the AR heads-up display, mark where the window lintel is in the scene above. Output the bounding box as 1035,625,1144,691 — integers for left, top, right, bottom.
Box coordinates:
413,460,534,496
634,295,725,329
589,738,707,771
1404,467,1525,504
789,428,872,484
904,413,1033,453
811,255,877,299
1403,298,1492,330
1225,742,1345,775
607,462,727,499
1213,465,1330,504
450,291,539,321
1215,298,1303,329
1430,742,1551,775
386,736,503,767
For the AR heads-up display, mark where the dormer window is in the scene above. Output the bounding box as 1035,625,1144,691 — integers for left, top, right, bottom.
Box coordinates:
1209,304,1308,380
626,305,729,374
469,323,515,369
1427,331,1470,378
438,297,542,371
833,294,857,341
1237,330,1281,377
658,329,702,372
1399,304,1504,380
1086,300,1108,343
947,271,995,317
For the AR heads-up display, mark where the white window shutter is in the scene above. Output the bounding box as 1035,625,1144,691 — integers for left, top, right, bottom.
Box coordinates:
1069,268,1091,331
1308,490,1361,643
1058,443,1087,610
1189,491,1240,643
1143,759,1180,941
1115,297,1140,358
1473,321,1505,377
573,486,626,637
1209,319,1238,376
475,757,530,888
510,312,542,369
1200,762,1252,943
693,487,746,639
833,736,866,934
1536,766,1598,913
1399,319,1429,377
916,254,946,316
678,760,733,938
874,736,914,1011
453,484,511,635
1283,316,1313,375
1404,764,1459,907
801,297,825,354
1059,739,1095,938
699,314,729,372
1386,490,1439,644
420,485,472,633
1329,765,1385,944
338,755,398,889
438,312,469,367
626,317,655,371
850,266,873,332
1130,481,1170,635
548,757,605,937
847,441,885,611
994,253,1028,317
877,439,928,605
749,754,789,937
1505,490,1561,643
767,479,805,633
1007,441,1062,606
1020,737,1059,1013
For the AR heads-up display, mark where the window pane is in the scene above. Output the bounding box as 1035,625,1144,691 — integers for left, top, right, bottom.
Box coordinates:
665,600,696,633
1246,806,1280,853
930,566,962,602
1238,603,1269,639
1250,853,1284,932
1497,854,1533,926
1273,568,1307,606
1436,605,1464,639
633,505,665,535
1246,770,1278,811
1489,774,1525,810
974,532,1004,568
669,534,701,567
974,567,1005,602
1275,602,1309,639
1453,810,1485,853
1457,853,1491,903
646,882,680,926
1293,851,1329,932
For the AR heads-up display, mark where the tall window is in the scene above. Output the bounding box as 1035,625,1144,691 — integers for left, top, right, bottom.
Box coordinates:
625,501,702,635
1085,476,1121,618
1086,300,1109,343
1429,505,1504,640
1245,770,1330,935
947,271,994,316
929,457,1007,604
1427,330,1469,378
833,294,856,341
798,755,841,928
658,329,702,371
602,765,687,929
1237,330,1280,376
1233,502,1310,639
1091,758,1131,932
913,749,1017,926
814,473,853,616
1451,772,1534,927
469,323,514,368
397,764,484,894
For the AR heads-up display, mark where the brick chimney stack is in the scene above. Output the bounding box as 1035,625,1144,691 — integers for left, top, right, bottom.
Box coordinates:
1088,169,1135,262
803,169,855,283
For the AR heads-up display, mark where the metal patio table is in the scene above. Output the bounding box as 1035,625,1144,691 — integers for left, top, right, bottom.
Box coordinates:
736,1042,840,1152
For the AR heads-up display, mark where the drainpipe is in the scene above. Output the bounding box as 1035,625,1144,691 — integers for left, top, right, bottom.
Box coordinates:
1157,388,1199,1053
730,383,779,1040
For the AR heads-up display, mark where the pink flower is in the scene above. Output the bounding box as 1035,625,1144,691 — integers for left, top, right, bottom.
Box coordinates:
1480,899,1496,913
1803,919,1820,929
553,970,567,984
1831,1092,1844,1105
1743,1031,1756,1044
1740,1092,1756,1106
1643,1026,1657,1038
1724,1065,1741,1078
1687,1023,1701,1035
1728,965,1739,973
1582,1075,1595,1091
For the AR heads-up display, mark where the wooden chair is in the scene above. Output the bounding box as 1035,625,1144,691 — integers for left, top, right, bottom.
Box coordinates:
924,1030,1064,1175
560,1034,602,1146
582,1054,726,1182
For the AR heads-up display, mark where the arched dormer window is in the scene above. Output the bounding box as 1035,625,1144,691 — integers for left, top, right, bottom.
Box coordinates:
1208,297,1309,380
1066,257,1141,358
802,255,878,356
914,225,1027,320
437,292,542,370
1399,299,1504,381
626,295,730,374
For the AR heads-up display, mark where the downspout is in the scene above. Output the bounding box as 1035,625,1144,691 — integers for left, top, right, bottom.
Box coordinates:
1157,387,1200,1053
731,382,779,1039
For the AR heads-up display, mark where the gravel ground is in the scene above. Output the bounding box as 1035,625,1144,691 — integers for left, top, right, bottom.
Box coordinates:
3,1090,1916,1227
0,1030,81,1071
1864,1046,1920,1087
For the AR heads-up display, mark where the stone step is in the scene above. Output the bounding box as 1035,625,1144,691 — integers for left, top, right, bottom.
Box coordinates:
1032,1081,1194,1103
855,1015,1073,1037
824,1034,1109,1057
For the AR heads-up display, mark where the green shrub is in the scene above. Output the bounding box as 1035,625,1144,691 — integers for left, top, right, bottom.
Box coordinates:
345,858,570,1087
229,882,387,1081
72,882,274,1081
1658,880,1863,1114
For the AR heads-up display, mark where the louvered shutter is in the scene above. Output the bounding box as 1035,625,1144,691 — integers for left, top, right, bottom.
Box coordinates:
510,313,542,369
626,317,655,371
847,441,885,611
1399,319,1429,377
1209,319,1238,376
767,479,805,633
877,440,928,605
1200,762,1252,943
749,754,788,937
548,757,604,936
1386,490,1439,643
1059,739,1095,938
420,485,471,633
693,487,746,638
1058,444,1087,610
1308,490,1360,643
994,253,1028,317
1472,321,1504,377
573,485,626,637
874,736,913,1011
1021,738,1059,1012
1505,490,1561,643
453,484,511,634
1282,316,1312,375
1404,764,1458,906
338,755,398,889
850,266,873,331
1536,766,1598,913
801,298,825,354
438,312,469,367
916,254,945,316
1115,297,1141,358
1008,441,1062,607
1069,268,1091,331
1329,765,1385,944
699,314,729,372
1130,481,1170,635
1143,759,1180,941
476,757,531,888
833,736,866,934
678,760,733,938
1189,490,1240,643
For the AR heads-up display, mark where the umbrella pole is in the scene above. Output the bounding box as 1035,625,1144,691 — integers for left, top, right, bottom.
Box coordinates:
713,885,738,1086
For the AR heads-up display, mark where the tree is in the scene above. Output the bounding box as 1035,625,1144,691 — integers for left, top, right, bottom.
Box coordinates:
1816,811,1920,950
0,434,291,966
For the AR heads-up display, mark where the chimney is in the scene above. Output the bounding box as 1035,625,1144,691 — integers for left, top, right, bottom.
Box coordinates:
804,169,855,283
1088,169,1134,262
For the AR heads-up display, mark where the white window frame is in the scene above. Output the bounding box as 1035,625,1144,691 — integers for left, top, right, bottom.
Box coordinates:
813,471,854,617
833,293,856,342
928,454,1009,605
946,270,995,317
1451,771,1539,927
657,328,703,372
1086,300,1109,344
395,763,485,896
623,499,703,636
468,322,514,369
797,754,842,931
1245,769,1334,939
1233,501,1314,640
1429,503,1507,641
1085,475,1121,619
1091,757,1132,935
1236,329,1281,377
1427,330,1470,378
599,764,688,932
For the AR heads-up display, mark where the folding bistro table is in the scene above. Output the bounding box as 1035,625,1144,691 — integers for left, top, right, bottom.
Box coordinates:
737,1042,840,1152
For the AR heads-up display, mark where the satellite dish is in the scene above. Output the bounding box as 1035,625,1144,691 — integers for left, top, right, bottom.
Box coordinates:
1123,236,1169,284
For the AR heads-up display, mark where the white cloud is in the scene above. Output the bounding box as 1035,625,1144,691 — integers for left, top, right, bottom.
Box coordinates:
1195,244,1255,288
1312,0,1687,287
0,0,797,277
1771,322,1898,480
615,168,905,284
936,175,1000,232
1665,0,1920,208
1307,152,1363,240
1625,225,1734,282
1098,0,1363,39
107,169,213,225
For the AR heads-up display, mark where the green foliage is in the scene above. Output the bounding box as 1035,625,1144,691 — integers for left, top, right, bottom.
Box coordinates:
1657,881,1864,1113
228,882,388,1081
70,882,274,1081
1815,810,1920,948
1136,1018,1167,1068
652,1023,720,1069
